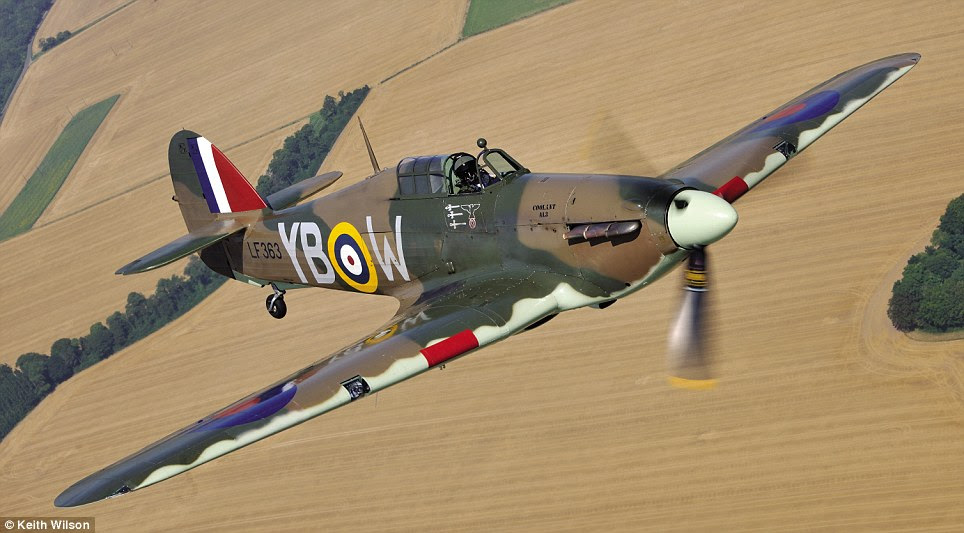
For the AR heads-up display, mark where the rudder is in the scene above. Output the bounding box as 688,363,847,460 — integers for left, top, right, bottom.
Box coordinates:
169,130,267,231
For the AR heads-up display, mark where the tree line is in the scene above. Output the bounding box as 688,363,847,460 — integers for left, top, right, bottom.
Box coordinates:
1,87,370,441
888,193,964,332
255,86,369,196
0,257,225,440
37,29,70,52
0,0,53,115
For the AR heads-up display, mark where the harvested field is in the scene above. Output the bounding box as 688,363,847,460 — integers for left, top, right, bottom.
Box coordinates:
0,123,300,363
31,0,133,55
1,0,962,531
0,94,118,240
0,0,465,362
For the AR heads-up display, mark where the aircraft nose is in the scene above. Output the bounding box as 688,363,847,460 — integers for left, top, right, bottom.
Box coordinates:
666,190,738,249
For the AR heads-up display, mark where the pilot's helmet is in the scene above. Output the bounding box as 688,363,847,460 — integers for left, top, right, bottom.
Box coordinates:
455,157,479,180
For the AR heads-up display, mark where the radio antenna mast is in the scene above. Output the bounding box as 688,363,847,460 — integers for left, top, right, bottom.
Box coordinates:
358,117,380,174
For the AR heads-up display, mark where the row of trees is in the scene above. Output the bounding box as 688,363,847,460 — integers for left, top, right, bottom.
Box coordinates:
1,258,225,440
888,193,964,332
255,86,369,196
0,0,53,114
38,29,70,52
1,87,370,441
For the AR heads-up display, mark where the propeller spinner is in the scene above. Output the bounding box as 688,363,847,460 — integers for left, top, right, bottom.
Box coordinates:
666,189,737,249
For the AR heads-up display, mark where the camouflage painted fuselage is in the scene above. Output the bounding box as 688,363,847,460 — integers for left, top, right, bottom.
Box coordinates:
225,168,684,304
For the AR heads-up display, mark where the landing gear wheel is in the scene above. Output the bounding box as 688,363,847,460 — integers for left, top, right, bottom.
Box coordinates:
265,283,287,319
266,294,287,319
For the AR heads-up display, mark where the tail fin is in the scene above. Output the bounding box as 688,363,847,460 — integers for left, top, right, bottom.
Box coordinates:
169,130,267,231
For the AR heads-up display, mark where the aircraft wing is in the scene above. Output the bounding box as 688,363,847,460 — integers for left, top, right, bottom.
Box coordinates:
55,270,584,507
660,53,919,202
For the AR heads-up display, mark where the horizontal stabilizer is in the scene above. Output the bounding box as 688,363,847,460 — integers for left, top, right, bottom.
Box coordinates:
266,171,342,211
116,220,243,275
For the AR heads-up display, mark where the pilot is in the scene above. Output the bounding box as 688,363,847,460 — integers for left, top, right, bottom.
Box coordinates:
477,163,494,187
454,157,484,193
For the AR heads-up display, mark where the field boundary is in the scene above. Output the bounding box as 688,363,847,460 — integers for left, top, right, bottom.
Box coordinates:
380,0,570,85
26,108,327,235
906,329,964,342
1,88,370,443
0,94,120,241
857,231,964,407
461,0,571,39
0,5,50,128
31,0,140,60
380,42,459,85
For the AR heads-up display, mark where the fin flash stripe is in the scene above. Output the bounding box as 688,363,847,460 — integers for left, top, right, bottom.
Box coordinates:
187,137,266,214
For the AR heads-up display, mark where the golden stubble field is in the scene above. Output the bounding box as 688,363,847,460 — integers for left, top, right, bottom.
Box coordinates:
2,0,963,531
30,0,131,54
0,0,466,362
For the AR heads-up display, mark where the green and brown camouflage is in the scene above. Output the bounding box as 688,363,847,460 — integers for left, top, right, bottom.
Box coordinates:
57,53,919,507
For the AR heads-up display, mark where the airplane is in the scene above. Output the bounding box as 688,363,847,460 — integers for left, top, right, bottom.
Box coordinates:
55,53,919,507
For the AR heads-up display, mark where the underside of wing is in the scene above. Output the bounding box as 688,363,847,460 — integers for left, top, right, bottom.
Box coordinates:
661,53,919,202
55,270,589,507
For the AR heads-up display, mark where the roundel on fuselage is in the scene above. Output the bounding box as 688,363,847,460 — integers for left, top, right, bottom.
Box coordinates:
327,222,378,293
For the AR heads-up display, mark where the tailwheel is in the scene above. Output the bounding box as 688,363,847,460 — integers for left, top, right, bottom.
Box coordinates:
265,284,287,319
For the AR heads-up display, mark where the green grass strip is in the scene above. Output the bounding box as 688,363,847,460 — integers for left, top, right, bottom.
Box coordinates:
0,94,119,241
462,0,571,38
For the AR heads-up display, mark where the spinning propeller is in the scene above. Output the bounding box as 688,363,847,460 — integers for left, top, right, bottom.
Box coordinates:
667,247,714,388
665,189,738,389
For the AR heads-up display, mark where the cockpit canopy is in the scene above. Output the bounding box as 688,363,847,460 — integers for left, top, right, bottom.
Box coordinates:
396,154,448,196
396,144,526,197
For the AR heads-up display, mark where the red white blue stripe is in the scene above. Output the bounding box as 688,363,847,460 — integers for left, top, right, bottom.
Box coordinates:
187,136,267,214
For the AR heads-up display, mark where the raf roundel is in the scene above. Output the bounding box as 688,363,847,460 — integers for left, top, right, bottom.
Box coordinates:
327,222,378,293
751,90,841,133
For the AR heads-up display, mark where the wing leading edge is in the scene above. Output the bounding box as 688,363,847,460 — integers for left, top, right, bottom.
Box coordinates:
55,270,594,507
661,53,919,202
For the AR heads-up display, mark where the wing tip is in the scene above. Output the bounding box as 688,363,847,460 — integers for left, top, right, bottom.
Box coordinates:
901,52,921,68
887,52,921,71
55,470,134,507
115,261,139,275
897,51,920,62
53,492,80,508
54,485,99,508
876,52,920,65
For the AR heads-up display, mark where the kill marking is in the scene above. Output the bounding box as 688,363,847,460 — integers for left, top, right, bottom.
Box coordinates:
444,203,481,229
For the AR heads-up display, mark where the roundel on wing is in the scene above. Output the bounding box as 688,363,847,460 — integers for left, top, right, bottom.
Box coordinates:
327,221,378,293
203,381,297,431
752,90,841,133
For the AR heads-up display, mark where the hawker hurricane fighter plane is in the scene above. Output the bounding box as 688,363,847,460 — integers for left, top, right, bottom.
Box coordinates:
56,53,919,506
